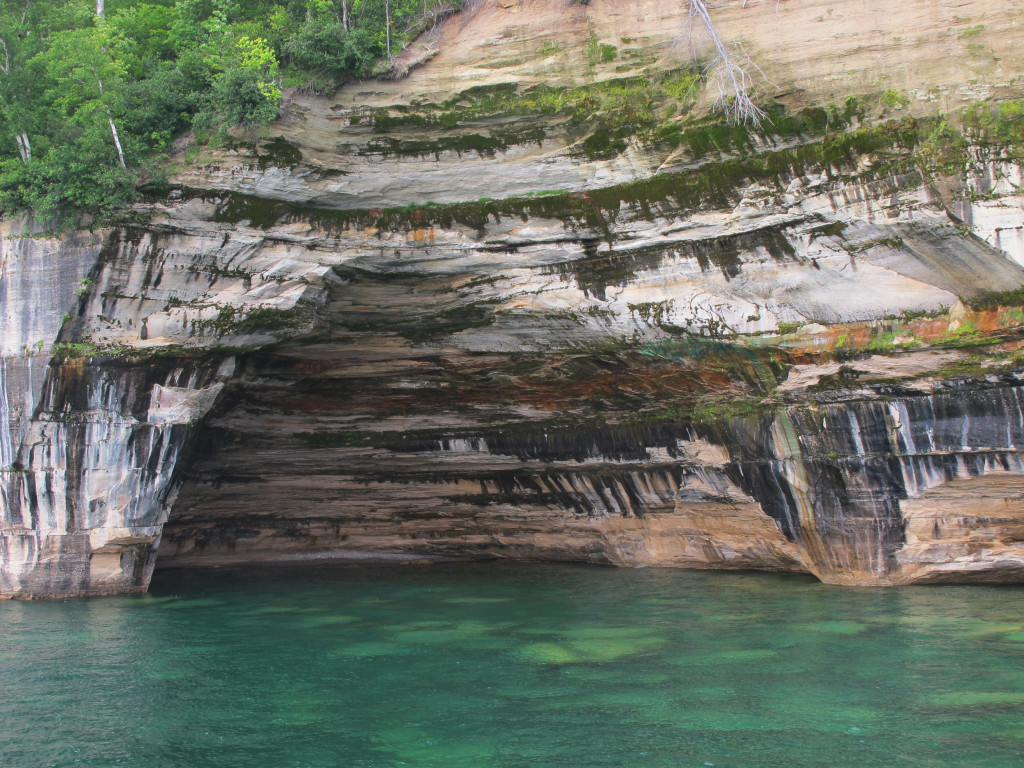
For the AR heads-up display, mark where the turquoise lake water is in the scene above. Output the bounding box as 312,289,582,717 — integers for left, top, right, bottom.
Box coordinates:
2,563,1024,767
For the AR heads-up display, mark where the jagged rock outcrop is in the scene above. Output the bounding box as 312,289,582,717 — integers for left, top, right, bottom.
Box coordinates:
4,0,1024,596
0,222,237,595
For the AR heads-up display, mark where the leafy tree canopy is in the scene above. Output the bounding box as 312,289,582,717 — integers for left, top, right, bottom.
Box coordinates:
0,0,463,226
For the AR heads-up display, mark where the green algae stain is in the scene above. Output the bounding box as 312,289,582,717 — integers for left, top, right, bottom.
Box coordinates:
256,137,302,169
202,115,950,236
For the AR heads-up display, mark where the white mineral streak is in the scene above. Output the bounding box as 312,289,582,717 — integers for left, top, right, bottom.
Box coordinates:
7,151,1024,593
6,0,1024,594
961,159,1024,266
0,359,14,473
0,224,240,596
1,361,236,596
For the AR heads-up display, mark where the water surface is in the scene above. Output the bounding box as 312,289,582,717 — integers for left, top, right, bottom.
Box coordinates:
2,563,1023,767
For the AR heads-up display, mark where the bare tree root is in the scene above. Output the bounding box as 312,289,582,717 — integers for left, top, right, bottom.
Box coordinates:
686,0,772,127
447,0,770,127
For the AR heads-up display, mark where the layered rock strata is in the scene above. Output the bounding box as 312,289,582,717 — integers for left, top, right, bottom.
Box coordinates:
4,0,1024,595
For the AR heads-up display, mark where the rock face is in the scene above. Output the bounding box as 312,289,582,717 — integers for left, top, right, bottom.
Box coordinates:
0,223,237,595
4,0,1024,595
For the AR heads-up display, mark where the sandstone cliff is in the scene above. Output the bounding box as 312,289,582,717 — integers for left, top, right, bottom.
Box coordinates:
4,0,1024,596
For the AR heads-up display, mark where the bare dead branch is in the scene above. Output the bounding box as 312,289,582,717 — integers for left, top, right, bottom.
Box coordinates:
686,0,772,127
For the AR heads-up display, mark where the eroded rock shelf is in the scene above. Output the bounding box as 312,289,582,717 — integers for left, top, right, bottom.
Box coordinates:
4,0,1024,596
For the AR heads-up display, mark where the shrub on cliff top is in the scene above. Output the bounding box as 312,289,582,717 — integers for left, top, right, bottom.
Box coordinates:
0,0,465,226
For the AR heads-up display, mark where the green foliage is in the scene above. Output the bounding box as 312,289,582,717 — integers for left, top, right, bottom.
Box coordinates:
367,67,705,162
962,99,1024,147
50,341,101,358
964,287,1024,312
284,21,353,73
2,0,1023,233
196,35,282,128
916,119,969,174
585,37,617,66
281,9,389,81
0,136,136,228
0,0,462,226
880,88,909,110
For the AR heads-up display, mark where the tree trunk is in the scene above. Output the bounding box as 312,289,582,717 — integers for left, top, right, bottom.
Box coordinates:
96,0,104,18
385,0,392,62
106,113,127,171
341,0,348,30
14,132,30,163
94,76,128,171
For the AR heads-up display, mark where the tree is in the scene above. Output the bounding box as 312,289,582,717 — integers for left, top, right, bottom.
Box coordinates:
39,25,132,170
201,35,282,126
0,0,45,165
0,0,769,227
